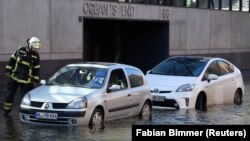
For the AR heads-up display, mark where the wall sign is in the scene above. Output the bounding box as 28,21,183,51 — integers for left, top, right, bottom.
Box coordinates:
83,1,169,21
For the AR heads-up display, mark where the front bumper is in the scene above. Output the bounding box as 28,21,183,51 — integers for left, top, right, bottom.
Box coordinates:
152,91,194,109
19,108,86,126
153,99,180,109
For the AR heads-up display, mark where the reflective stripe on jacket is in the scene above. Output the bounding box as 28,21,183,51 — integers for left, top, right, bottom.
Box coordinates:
5,46,40,84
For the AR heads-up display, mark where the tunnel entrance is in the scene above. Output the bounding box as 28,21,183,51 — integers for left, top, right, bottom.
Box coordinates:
83,19,169,73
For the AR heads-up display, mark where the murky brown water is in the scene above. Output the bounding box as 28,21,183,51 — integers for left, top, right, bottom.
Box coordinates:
1,78,250,141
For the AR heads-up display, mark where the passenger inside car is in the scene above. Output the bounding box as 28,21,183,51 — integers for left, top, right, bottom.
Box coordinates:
108,69,128,91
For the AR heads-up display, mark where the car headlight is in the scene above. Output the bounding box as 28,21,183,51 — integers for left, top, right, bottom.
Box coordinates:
21,93,31,106
176,84,195,92
67,97,87,109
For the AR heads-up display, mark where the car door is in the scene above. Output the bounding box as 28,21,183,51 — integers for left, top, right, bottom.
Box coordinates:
202,61,224,105
217,60,236,103
124,68,147,114
104,68,131,120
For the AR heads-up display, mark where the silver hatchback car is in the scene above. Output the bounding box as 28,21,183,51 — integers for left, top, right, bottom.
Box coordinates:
19,62,152,129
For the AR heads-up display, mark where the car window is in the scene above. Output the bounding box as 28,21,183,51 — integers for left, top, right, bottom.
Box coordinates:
125,68,144,88
48,66,107,88
150,57,208,77
202,61,219,81
107,69,128,93
218,60,231,76
84,68,107,88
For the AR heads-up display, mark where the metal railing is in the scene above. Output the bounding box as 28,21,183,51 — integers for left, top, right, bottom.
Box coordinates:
94,0,250,12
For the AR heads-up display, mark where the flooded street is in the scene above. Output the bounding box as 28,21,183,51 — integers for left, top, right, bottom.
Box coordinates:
0,78,250,141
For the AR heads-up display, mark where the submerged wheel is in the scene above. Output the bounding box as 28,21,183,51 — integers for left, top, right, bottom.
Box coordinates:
88,108,104,130
195,93,207,111
234,89,242,105
139,101,152,121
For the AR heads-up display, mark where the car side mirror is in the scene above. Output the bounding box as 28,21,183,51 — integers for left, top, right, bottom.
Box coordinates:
40,79,46,85
207,74,218,83
108,84,121,92
146,70,151,74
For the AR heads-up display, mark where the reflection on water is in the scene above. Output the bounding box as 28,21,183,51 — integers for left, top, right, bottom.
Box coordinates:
1,116,20,140
151,103,249,125
0,81,250,141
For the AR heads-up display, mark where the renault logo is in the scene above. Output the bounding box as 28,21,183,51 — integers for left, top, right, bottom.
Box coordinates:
153,88,159,93
44,103,49,109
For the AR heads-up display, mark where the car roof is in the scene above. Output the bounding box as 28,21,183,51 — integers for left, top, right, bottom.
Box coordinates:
169,55,213,61
171,55,233,62
66,62,138,69
76,62,118,66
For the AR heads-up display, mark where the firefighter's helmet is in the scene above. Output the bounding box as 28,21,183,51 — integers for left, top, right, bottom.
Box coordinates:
28,37,41,49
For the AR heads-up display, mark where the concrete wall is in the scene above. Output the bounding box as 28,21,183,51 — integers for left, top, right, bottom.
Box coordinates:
1,0,50,60
0,0,4,56
50,0,83,60
169,8,250,56
0,0,83,61
1,1,250,61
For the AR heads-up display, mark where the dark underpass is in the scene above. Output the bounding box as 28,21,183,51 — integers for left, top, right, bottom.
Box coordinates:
83,19,169,73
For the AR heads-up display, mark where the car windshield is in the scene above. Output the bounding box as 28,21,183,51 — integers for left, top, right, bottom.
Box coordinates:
150,57,208,77
47,66,107,89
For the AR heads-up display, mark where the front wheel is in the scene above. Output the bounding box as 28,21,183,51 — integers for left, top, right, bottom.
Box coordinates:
88,108,104,130
139,101,152,121
195,93,207,111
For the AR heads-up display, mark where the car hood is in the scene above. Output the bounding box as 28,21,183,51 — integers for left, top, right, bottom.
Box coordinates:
28,85,100,103
145,74,197,89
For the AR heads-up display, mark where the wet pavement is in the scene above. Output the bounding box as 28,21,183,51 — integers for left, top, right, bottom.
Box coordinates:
0,77,250,141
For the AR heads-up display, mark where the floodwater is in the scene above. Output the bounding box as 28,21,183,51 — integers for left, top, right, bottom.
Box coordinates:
0,78,250,141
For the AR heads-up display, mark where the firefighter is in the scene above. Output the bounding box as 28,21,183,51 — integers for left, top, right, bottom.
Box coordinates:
3,37,41,116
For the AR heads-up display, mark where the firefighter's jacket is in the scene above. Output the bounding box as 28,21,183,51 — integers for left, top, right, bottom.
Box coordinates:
5,46,40,84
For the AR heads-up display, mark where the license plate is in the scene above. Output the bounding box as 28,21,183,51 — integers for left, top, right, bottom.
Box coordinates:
152,95,165,102
35,112,58,120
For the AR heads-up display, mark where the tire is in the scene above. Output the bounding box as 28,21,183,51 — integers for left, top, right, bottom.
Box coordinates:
234,89,242,105
88,108,104,130
195,94,207,111
139,101,152,121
